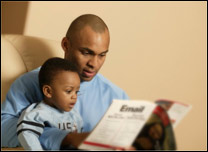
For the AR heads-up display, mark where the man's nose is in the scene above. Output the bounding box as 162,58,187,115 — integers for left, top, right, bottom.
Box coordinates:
87,56,98,69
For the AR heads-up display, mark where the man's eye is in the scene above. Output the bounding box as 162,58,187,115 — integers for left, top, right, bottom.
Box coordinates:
81,51,90,55
100,53,106,57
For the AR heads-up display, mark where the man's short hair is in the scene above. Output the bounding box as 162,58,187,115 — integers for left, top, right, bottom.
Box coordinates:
39,57,79,94
66,14,108,42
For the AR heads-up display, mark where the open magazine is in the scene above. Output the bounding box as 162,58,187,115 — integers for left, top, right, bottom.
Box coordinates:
78,99,192,150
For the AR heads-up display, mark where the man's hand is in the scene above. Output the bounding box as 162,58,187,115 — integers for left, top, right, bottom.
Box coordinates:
61,132,89,149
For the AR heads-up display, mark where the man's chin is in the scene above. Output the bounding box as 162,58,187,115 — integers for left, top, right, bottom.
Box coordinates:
81,76,95,82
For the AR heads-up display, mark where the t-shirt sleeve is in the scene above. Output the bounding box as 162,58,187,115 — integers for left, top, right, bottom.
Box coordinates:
17,105,45,150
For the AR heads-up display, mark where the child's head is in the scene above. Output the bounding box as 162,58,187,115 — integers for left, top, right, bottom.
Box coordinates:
39,57,80,112
148,122,164,140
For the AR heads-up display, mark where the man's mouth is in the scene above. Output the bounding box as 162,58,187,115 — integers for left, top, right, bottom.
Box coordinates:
82,69,96,78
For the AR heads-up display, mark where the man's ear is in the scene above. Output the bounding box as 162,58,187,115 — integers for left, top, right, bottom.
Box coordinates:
61,37,69,52
43,85,52,98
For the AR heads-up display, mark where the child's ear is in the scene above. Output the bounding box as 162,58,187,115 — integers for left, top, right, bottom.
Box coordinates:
43,85,52,98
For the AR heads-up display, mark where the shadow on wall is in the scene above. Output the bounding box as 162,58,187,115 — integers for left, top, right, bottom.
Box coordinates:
2,1,29,34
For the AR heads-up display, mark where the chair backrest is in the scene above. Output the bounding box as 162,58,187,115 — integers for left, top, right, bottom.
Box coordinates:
1,34,64,102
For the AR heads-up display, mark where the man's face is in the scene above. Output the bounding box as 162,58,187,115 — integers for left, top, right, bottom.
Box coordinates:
65,26,110,81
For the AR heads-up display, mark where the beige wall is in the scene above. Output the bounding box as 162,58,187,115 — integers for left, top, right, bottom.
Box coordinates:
2,1,207,150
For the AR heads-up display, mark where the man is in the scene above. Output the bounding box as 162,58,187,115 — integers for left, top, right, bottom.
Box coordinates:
1,14,129,150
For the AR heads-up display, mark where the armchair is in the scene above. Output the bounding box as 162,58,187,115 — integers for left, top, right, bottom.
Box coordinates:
1,34,64,150
1,34,64,102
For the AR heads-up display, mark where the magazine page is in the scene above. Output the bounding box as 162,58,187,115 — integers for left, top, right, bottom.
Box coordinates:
155,99,192,128
132,105,176,150
78,100,157,150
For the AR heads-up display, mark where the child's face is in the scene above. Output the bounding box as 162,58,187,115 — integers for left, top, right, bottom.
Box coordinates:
148,123,163,140
49,71,80,112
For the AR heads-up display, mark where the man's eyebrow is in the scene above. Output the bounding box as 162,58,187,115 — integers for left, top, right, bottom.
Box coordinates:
100,50,109,54
79,47,94,53
79,47,109,54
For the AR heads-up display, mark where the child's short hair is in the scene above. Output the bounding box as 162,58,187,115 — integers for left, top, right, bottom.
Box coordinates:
39,57,79,94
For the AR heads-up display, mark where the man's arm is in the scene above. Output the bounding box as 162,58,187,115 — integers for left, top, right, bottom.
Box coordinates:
1,69,42,147
1,115,20,147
